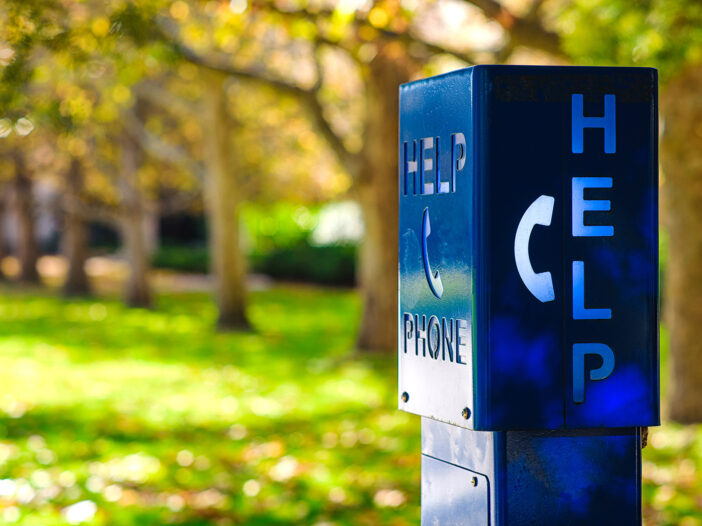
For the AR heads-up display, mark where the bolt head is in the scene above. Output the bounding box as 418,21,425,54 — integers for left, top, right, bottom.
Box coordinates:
471,477,478,487
401,392,409,403
461,407,471,420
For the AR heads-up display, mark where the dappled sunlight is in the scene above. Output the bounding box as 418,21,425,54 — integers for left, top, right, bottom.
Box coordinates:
0,285,695,524
643,424,702,524
0,286,419,524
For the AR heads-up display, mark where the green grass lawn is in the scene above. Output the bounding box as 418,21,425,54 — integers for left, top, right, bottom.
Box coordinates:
0,286,417,525
0,285,697,525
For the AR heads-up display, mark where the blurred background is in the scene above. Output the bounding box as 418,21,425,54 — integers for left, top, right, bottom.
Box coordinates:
0,0,700,524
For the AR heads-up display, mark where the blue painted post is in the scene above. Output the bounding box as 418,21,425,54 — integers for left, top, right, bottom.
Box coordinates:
398,66,659,525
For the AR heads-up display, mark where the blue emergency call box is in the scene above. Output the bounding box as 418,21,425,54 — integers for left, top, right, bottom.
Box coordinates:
398,65,659,431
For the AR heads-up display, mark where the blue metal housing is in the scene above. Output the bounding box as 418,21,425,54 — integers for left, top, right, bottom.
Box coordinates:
421,418,642,525
398,66,659,431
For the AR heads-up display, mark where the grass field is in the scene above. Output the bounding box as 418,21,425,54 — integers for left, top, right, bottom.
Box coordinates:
0,284,697,525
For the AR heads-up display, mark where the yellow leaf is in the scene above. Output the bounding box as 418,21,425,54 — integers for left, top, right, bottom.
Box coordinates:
358,26,378,42
368,7,389,28
170,1,190,21
291,19,317,40
95,102,119,123
91,17,110,38
112,85,132,105
67,137,88,157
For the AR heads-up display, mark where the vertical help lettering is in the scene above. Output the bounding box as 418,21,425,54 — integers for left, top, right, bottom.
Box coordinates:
571,93,617,404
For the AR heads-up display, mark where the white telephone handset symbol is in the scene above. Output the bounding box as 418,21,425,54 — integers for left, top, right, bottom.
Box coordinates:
514,195,555,303
421,208,444,299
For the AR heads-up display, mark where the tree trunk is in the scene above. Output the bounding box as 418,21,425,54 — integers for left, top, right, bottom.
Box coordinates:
142,208,159,258
12,151,40,284
661,65,702,422
356,43,415,351
202,71,249,330
119,130,152,308
62,157,92,297
0,188,9,282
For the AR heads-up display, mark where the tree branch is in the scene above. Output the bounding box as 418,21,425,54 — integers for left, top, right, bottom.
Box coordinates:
462,0,564,57
157,15,308,99
250,0,485,64
122,107,207,181
307,42,359,173
133,81,198,118
62,195,119,224
156,190,201,216
155,17,359,174
381,27,483,64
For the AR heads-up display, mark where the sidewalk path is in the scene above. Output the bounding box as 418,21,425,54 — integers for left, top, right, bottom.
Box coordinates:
3,255,272,294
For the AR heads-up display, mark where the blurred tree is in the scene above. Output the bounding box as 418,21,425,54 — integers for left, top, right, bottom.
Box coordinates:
91,102,201,308
560,0,702,422
114,3,350,330
202,71,249,329
1,0,564,344
62,156,92,296
11,149,40,283
155,0,561,351
0,0,203,305
108,3,251,325
0,0,101,289
36,66,97,297
150,3,443,350
0,188,8,282
119,126,153,307
122,70,249,324
0,0,62,284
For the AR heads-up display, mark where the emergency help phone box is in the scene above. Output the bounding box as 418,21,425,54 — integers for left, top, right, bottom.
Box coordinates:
398,66,659,431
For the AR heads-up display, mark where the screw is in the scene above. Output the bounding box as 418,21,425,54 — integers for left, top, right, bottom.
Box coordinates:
461,407,471,420
401,392,409,403
471,477,478,487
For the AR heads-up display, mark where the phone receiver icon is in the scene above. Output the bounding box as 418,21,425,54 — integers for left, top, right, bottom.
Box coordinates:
514,195,555,303
422,208,444,299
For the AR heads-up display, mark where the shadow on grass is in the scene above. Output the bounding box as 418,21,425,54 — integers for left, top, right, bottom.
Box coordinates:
0,286,362,369
0,401,419,526
0,284,420,525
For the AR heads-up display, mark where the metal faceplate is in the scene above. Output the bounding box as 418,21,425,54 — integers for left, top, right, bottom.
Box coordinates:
421,456,489,526
398,69,476,428
478,66,659,429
